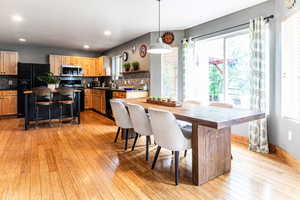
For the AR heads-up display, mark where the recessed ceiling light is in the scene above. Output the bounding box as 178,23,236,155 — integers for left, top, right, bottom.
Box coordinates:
19,38,26,42
83,45,90,49
12,15,23,22
104,30,112,36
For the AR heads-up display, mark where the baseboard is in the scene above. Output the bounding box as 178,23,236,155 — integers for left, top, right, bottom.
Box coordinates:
231,133,300,170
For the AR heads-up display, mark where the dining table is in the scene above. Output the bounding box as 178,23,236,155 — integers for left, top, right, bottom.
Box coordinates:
124,98,265,186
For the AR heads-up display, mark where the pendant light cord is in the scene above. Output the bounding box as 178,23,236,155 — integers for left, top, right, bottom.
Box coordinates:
158,0,161,37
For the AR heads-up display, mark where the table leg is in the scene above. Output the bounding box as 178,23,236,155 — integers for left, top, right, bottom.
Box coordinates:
192,123,231,185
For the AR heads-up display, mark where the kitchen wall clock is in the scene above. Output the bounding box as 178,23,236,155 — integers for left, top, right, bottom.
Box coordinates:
122,51,129,61
162,32,175,44
139,44,147,58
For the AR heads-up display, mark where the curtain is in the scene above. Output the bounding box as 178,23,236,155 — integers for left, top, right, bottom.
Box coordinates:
182,39,209,105
248,17,269,153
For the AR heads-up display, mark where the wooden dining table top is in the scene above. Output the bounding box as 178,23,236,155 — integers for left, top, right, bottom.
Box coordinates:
124,98,265,129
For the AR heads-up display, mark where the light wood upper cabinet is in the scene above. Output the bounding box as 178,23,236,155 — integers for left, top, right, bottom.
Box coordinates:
0,90,17,116
0,51,18,75
49,55,63,76
49,55,109,77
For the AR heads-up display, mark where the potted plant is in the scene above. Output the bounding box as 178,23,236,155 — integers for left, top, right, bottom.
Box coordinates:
37,72,59,91
131,61,140,71
123,63,131,72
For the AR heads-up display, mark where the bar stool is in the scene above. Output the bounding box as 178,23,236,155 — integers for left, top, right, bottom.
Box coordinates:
57,88,75,124
32,87,53,127
110,99,133,151
127,103,153,161
148,108,192,185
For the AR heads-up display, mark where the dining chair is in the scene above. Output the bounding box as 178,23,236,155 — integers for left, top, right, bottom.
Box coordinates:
127,103,153,161
148,108,192,185
32,87,53,127
57,87,75,124
110,99,133,151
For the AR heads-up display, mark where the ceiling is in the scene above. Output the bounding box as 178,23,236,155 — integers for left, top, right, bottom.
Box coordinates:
0,0,267,52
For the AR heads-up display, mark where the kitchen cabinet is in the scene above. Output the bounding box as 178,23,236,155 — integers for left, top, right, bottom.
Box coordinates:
49,55,63,76
84,89,93,109
92,89,106,114
49,55,110,77
0,90,17,116
0,51,18,75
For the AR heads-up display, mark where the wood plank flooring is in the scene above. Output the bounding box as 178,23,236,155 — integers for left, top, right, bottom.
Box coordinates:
0,111,299,200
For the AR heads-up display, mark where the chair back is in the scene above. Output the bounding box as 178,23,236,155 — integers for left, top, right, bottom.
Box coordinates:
57,87,75,101
32,87,52,103
148,108,188,151
209,102,233,108
110,100,132,129
127,103,152,136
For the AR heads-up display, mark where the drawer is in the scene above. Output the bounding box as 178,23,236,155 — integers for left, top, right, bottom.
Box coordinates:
0,90,17,96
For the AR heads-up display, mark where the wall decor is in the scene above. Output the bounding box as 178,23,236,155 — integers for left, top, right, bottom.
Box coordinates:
132,45,136,54
122,51,129,62
162,32,175,45
139,44,147,58
285,0,296,9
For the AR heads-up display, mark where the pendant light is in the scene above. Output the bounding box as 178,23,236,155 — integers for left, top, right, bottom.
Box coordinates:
148,0,171,54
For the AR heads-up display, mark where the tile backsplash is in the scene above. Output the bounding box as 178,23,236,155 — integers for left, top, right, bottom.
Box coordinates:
0,76,18,90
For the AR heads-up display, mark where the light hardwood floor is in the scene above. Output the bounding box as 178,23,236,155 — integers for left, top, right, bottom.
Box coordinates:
0,111,299,200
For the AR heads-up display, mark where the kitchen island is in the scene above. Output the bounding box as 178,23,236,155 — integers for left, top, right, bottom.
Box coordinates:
124,98,265,186
23,90,81,130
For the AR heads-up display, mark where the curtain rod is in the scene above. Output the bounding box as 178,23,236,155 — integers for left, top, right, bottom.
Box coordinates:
184,14,274,42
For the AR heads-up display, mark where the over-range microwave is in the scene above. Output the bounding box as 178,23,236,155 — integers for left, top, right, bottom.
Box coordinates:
60,65,83,76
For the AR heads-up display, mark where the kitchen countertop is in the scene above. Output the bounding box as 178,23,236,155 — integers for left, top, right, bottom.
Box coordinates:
0,88,17,91
88,87,148,92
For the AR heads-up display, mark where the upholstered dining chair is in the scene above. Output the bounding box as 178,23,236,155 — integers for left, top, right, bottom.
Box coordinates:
148,108,192,185
110,99,133,151
127,103,153,161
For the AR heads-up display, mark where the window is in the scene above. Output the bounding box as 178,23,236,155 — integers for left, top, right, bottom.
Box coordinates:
282,11,300,121
111,56,122,80
202,31,251,108
161,47,178,99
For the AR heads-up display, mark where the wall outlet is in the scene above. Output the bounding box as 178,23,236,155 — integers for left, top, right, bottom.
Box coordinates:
288,131,293,141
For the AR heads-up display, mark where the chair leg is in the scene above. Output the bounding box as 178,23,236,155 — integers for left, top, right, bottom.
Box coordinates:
175,151,180,186
131,133,139,151
172,151,174,155
146,136,150,161
114,127,120,143
35,105,38,128
124,129,129,151
151,146,161,169
184,150,187,157
231,154,233,160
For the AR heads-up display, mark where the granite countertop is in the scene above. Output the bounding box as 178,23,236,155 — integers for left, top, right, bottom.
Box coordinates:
0,88,17,91
90,87,148,92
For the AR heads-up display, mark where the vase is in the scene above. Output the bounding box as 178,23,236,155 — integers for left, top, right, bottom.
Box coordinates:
48,84,56,91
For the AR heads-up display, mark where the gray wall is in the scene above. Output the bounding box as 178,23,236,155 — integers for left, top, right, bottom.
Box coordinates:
271,0,300,160
102,33,151,71
150,30,185,96
0,43,100,64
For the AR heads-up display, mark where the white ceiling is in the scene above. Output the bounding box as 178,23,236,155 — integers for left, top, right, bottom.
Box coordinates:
0,0,267,52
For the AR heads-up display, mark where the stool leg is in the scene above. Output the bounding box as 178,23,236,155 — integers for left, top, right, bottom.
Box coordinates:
36,105,39,128
60,104,63,125
48,104,51,127
71,103,74,123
